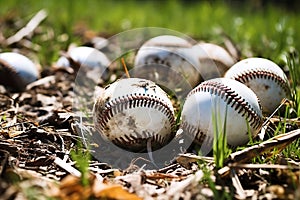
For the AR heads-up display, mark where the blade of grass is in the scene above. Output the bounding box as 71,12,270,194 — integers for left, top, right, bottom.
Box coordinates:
286,51,300,116
212,97,231,169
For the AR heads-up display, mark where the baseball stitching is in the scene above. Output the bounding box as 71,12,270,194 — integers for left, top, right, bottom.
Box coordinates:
94,93,176,147
182,80,263,144
230,68,289,94
181,121,214,145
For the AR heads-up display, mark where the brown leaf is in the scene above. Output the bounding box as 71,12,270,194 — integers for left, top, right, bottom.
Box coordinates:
57,175,92,200
94,184,142,200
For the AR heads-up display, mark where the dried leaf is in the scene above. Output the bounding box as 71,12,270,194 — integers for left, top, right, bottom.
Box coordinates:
58,175,92,200
94,185,142,200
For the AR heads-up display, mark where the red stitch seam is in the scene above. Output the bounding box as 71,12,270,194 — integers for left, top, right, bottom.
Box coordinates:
94,94,176,145
187,81,263,130
230,69,289,94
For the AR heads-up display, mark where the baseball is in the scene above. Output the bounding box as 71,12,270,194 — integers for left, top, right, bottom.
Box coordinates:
224,57,289,114
0,52,39,92
192,42,237,81
56,46,110,81
93,78,176,152
133,35,200,92
56,46,110,69
180,78,263,149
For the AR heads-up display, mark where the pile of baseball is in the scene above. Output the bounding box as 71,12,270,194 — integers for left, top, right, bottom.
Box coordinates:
0,34,290,154
92,35,290,153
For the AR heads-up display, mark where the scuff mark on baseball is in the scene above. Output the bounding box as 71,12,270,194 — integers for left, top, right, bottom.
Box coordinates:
180,78,263,152
224,57,290,115
93,78,176,152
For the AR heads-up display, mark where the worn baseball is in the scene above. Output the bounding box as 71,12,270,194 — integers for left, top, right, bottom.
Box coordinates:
134,35,200,91
0,52,39,92
224,57,289,114
180,78,263,149
56,46,110,69
56,46,110,81
93,78,176,152
192,42,237,81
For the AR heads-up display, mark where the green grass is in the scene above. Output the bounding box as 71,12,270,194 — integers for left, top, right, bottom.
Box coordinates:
277,105,300,160
70,142,91,187
286,51,300,116
211,99,231,169
1,0,300,67
197,158,233,200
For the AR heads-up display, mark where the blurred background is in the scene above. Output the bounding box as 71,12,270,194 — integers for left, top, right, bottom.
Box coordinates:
0,0,299,67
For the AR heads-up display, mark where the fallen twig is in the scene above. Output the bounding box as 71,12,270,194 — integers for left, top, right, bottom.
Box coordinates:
230,169,246,199
225,129,300,165
230,163,300,170
218,129,300,177
54,157,81,177
6,9,47,45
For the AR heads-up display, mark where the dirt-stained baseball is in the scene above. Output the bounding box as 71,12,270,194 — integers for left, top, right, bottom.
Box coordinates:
224,57,289,114
93,78,176,152
180,78,263,149
192,42,237,81
133,35,200,92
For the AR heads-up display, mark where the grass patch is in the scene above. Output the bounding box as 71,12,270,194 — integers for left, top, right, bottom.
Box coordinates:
70,142,91,187
286,50,300,116
1,1,300,67
211,98,231,169
198,159,233,200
